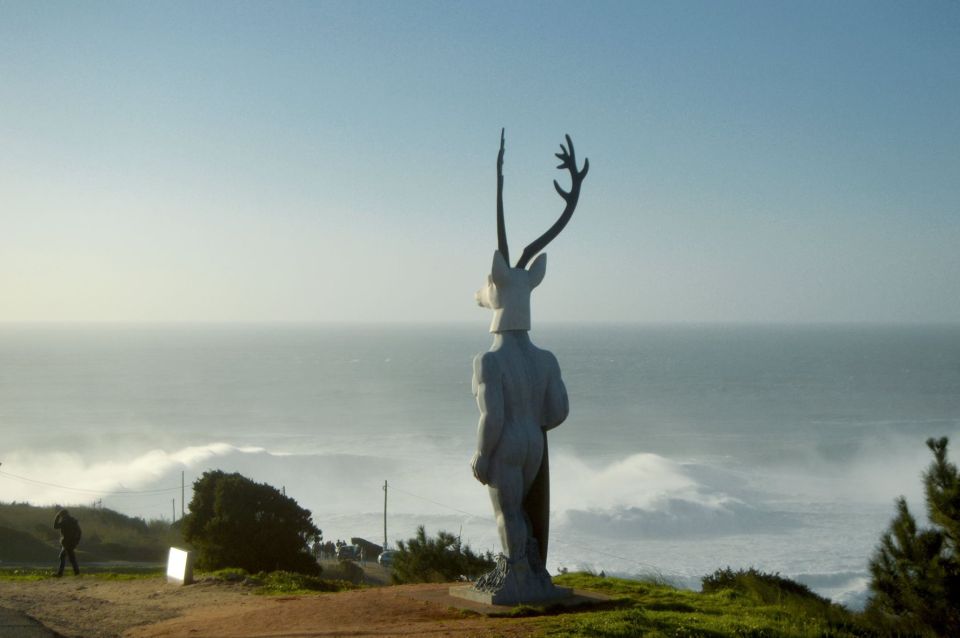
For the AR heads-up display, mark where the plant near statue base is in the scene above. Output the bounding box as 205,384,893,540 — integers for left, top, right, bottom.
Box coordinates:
390,525,494,584
182,470,321,575
867,437,960,635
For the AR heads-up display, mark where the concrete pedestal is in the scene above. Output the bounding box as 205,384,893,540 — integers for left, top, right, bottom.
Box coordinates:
449,583,573,606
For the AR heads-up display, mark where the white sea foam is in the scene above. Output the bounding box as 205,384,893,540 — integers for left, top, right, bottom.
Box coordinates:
3,323,959,609
0,439,885,608
0,437,928,608
2,443,268,507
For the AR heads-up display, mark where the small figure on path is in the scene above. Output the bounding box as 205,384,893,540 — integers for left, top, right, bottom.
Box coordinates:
54,508,82,576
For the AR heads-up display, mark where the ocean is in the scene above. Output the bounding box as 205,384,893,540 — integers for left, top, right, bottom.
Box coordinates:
2,323,958,608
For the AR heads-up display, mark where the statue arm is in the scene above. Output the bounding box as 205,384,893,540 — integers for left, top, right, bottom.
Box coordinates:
471,353,503,485
542,353,568,431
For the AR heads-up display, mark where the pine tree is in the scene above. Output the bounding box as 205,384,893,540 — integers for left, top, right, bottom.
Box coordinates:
924,437,960,553
867,437,960,635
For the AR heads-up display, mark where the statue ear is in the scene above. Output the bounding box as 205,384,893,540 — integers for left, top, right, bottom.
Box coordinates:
528,253,547,288
491,250,511,286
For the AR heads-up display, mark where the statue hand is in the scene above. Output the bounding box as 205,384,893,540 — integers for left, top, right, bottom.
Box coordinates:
471,452,490,485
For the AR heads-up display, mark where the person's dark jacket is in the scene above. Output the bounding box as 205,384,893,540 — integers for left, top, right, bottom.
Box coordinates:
54,511,82,549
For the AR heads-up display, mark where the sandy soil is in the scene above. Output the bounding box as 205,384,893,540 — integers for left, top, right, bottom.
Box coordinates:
0,577,542,638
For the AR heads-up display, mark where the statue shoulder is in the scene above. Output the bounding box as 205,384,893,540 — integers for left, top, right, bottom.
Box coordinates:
531,346,561,370
473,351,503,381
472,352,502,396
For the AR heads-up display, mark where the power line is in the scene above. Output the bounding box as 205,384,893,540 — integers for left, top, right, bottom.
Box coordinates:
0,469,180,496
389,484,491,521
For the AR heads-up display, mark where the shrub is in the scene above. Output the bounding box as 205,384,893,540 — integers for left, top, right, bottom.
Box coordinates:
0,526,55,562
206,567,250,582
701,567,827,605
867,437,960,635
182,470,321,575
391,525,494,584
259,570,354,594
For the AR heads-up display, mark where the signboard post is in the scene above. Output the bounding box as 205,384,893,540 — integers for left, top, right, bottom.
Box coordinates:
166,547,194,585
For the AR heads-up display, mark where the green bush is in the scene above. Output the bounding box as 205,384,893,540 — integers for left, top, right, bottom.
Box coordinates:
0,526,54,561
182,470,321,575
259,570,354,594
701,567,828,605
206,567,250,582
867,437,960,635
391,525,494,584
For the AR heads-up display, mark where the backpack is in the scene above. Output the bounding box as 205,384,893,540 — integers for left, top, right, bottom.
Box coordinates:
62,516,82,546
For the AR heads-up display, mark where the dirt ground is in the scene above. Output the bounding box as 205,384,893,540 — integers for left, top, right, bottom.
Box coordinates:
0,576,543,638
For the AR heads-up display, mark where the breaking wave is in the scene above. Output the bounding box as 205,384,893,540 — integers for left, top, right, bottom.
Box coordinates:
549,451,796,538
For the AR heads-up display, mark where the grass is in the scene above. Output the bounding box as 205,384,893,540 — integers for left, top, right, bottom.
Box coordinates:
0,563,885,636
201,568,356,595
0,565,163,581
534,571,873,638
1,564,356,596
257,570,356,595
204,567,251,582
0,568,54,582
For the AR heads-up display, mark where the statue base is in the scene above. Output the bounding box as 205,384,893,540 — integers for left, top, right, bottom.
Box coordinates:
449,583,573,606
450,553,572,606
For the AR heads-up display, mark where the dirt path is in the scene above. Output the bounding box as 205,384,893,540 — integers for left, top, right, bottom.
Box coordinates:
0,578,541,638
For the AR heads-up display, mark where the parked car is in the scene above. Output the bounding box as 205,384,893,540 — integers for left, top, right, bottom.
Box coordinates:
377,550,396,567
336,544,359,561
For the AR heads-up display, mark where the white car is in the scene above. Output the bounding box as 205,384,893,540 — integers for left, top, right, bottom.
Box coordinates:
377,550,396,567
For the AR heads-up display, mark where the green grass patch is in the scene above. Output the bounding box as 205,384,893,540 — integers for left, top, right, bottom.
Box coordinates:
83,569,163,581
203,567,251,582
0,568,53,581
0,565,163,581
0,564,354,596
539,572,872,638
499,604,553,618
256,570,356,595
199,568,356,595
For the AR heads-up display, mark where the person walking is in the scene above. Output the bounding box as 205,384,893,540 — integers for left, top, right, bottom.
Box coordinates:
54,509,81,576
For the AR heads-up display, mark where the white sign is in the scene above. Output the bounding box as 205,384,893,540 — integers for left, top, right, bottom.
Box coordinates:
166,547,194,585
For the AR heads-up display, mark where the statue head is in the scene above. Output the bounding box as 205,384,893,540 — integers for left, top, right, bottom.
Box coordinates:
477,130,588,334
476,250,546,332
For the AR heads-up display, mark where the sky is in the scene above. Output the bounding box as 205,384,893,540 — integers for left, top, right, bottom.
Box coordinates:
1,0,958,324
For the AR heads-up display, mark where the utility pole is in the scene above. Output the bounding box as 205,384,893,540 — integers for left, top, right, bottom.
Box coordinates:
172,499,176,523
181,471,185,518
383,480,388,550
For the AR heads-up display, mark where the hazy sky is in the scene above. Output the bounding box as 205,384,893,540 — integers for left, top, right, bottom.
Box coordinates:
2,1,958,324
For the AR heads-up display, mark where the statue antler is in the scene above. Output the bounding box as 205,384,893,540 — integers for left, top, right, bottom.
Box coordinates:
514,134,589,269
496,128,510,264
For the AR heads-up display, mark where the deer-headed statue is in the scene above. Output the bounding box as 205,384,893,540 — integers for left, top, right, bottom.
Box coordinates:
466,130,588,605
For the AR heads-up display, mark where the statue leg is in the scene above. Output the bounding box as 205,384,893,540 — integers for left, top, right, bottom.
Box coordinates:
487,462,528,562
470,434,562,604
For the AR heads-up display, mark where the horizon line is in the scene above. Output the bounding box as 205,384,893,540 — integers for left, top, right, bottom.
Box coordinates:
2,319,959,328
